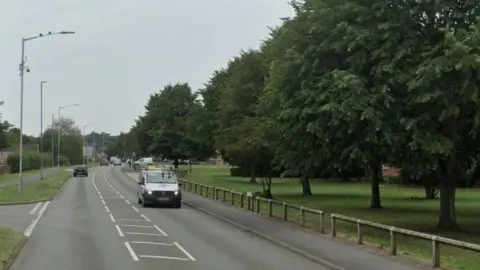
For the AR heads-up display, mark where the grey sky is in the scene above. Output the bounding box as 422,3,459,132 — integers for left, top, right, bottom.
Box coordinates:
1,1,293,136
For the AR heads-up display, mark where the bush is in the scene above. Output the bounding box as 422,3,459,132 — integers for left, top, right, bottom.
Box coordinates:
6,151,70,173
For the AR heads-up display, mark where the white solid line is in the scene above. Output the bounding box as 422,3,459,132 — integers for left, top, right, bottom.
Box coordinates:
174,242,196,261
124,242,139,261
115,225,124,237
140,214,151,222
109,214,116,222
153,225,168,236
120,224,154,228
117,218,147,222
138,255,189,261
131,206,139,212
29,202,43,215
105,206,110,213
131,241,174,246
125,232,163,236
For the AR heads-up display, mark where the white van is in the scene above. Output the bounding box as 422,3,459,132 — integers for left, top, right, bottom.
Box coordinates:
137,168,182,208
133,157,153,170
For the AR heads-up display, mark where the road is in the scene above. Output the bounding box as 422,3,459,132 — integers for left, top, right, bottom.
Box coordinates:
0,203,41,231
11,166,330,270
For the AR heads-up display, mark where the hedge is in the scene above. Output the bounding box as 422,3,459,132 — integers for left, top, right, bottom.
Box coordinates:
6,151,70,173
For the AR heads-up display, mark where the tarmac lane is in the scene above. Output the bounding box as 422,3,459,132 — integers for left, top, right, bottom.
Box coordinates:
103,167,331,270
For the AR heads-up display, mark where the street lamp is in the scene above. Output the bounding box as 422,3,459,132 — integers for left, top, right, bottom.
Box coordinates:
51,113,55,167
39,81,47,180
83,123,96,164
18,30,75,194
57,103,79,167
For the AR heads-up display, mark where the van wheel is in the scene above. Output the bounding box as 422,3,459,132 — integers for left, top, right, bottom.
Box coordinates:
137,197,142,204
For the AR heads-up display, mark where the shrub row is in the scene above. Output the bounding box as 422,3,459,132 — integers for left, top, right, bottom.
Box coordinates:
6,151,70,173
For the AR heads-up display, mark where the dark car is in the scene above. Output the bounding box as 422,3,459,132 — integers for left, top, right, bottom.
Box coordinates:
73,165,88,177
100,159,109,166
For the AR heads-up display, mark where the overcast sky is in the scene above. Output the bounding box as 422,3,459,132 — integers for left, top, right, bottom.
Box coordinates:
0,0,293,136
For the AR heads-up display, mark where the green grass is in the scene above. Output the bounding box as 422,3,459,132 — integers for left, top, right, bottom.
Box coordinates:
181,165,480,270
0,170,71,204
0,226,25,268
0,169,42,184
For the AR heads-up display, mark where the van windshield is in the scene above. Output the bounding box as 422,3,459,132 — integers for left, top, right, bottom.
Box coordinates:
146,171,177,183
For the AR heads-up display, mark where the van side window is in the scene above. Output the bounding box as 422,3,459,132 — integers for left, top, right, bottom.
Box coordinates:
139,158,144,162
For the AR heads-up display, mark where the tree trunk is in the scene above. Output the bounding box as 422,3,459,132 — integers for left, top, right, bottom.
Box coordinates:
370,163,382,209
249,165,256,183
437,159,460,231
173,159,179,169
300,173,312,195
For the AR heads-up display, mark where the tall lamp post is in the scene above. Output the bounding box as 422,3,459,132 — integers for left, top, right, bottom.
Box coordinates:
51,113,55,167
83,123,96,164
57,104,79,167
18,30,75,194
39,80,47,180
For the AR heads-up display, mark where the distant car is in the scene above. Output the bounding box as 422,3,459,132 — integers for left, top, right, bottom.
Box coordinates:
100,159,109,166
113,159,122,166
73,165,88,177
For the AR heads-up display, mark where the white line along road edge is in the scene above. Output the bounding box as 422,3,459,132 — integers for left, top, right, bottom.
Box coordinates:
24,201,50,237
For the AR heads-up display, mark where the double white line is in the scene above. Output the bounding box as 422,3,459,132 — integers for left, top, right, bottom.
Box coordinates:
25,201,50,237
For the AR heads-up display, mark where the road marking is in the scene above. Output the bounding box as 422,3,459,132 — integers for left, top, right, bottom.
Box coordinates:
24,201,50,237
174,242,196,261
138,255,189,261
117,218,147,222
124,242,139,261
99,193,118,196
131,241,174,246
29,202,43,215
131,206,139,212
109,214,116,222
125,200,131,205
140,214,151,222
119,194,125,199
153,225,168,236
125,232,164,236
101,200,106,205
105,206,110,213
102,197,122,199
115,225,125,237
120,224,154,228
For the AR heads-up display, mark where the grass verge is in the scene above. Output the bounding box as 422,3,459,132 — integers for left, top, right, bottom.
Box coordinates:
0,170,71,205
181,165,480,270
0,226,25,269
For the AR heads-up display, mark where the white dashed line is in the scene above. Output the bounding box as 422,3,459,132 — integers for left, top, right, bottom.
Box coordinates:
153,225,168,236
131,206,139,212
131,241,174,246
101,200,106,205
105,206,110,213
120,224,154,228
140,214,151,222
115,225,125,237
117,218,147,222
125,200,131,205
109,214,116,223
174,242,196,261
124,242,139,261
24,201,50,237
139,255,189,261
29,202,43,215
125,232,164,236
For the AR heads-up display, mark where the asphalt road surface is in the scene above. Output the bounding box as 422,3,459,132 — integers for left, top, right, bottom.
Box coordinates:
12,166,330,270
0,203,40,232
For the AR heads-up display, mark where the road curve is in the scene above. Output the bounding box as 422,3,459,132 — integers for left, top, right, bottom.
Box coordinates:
12,166,329,270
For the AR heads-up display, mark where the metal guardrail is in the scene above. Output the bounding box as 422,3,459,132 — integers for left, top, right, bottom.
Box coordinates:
179,179,480,268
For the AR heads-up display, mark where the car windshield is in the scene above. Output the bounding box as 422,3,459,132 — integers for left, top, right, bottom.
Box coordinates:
146,171,177,183
75,166,86,169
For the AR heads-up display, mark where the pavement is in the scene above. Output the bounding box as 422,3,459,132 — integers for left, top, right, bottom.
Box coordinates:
11,166,330,270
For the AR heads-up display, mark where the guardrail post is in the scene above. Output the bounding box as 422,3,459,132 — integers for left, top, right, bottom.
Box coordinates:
268,199,272,217
432,236,440,268
331,214,337,238
194,183,198,193
213,187,217,200
247,195,252,210
240,193,244,208
300,207,305,227
390,227,397,255
231,191,234,205
283,202,287,221
319,211,325,234
357,219,363,245
223,190,226,203
255,197,260,213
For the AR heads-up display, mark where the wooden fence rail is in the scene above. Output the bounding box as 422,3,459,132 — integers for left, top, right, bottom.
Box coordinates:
179,179,480,268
